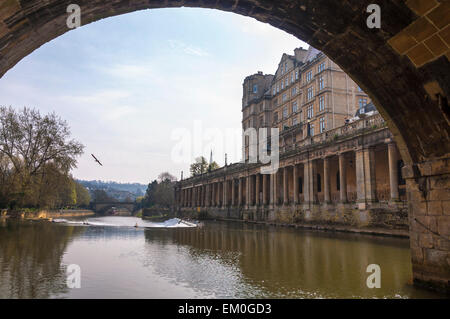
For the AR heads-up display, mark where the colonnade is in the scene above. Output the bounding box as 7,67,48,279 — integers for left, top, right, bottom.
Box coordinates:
177,143,401,209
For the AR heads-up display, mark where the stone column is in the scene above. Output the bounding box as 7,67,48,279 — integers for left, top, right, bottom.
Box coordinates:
231,179,236,206
246,175,251,207
255,174,260,206
323,157,331,203
388,143,399,201
339,153,348,203
303,162,310,206
211,183,216,207
262,174,268,205
223,180,228,208
356,147,377,208
273,171,278,206
238,178,242,206
283,167,288,205
269,173,274,206
293,164,299,204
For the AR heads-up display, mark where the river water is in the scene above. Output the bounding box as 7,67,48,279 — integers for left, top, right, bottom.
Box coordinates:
0,216,444,299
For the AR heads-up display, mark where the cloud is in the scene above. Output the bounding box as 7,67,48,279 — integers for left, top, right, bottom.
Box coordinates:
168,39,210,57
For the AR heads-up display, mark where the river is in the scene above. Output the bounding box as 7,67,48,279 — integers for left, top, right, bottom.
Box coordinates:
0,216,444,298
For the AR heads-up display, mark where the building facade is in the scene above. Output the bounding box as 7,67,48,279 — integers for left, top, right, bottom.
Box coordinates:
176,47,407,234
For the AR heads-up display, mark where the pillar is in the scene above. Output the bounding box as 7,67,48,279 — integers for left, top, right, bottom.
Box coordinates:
339,153,347,203
388,143,399,201
231,179,236,206
212,183,216,207
270,173,274,206
283,167,288,205
356,148,377,207
246,175,251,207
255,174,260,206
303,163,309,206
223,180,228,208
293,164,299,204
323,157,331,203
238,178,242,206
262,174,268,205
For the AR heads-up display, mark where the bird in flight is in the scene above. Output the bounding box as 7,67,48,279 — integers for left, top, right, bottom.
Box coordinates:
91,154,103,166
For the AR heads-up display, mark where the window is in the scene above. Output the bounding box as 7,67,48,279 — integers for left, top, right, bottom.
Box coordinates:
283,107,288,119
359,98,367,109
292,87,297,95
253,84,258,93
285,78,288,87
319,95,325,111
291,73,294,83
274,112,278,123
282,93,288,102
277,84,280,93
310,124,315,136
281,81,284,90
272,87,276,96
319,76,324,90
307,87,314,101
318,62,325,73
295,70,299,80
307,105,314,119
259,116,264,126
320,117,325,133
292,117,298,126
284,62,287,73
292,101,298,113
306,71,312,82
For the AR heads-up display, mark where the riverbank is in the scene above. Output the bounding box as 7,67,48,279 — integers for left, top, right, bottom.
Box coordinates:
1,209,95,220
176,209,410,238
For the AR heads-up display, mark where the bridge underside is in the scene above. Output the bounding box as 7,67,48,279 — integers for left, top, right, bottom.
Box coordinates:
0,0,449,292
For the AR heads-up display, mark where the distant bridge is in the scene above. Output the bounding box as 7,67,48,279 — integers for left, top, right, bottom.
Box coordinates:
93,202,135,214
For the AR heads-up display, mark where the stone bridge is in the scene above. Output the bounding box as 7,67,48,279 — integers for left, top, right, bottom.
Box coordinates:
0,0,448,292
93,202,135,213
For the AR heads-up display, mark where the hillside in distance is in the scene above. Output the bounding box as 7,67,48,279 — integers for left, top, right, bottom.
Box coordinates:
77,180,147,202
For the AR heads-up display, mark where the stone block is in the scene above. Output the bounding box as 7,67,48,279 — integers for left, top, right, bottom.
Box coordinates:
427,200,443,215
405,17,437,42
406,0,439,16
424,34,448,56
419,233,434,249
439,25,450,47
426,2,450,29
388,30,417,54
424,248,448,267
407,43,436,66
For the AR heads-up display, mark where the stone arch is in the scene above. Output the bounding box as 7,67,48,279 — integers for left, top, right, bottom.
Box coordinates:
1,0,448,292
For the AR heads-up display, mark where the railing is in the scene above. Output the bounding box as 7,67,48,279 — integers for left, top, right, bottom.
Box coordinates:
291,113,386,150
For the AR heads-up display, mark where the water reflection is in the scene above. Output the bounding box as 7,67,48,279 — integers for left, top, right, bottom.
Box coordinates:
143,222,438,298
0,219,84,298
0,217,443,299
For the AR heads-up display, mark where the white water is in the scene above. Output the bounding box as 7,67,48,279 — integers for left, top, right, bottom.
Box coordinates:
52,216,198,228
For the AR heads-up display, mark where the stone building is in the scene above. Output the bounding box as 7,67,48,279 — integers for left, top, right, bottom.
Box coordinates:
176,47,407,234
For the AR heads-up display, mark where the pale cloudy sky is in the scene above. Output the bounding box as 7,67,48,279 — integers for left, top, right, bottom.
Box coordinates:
0,8,307,184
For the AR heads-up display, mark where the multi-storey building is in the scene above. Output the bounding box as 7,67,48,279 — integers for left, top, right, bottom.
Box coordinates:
176,47,407,235
242,47,371,160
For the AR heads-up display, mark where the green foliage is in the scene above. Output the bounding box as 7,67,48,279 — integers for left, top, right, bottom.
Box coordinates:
141,172,177,209
208,161,220,172
0,106,85,209
190,156,208,176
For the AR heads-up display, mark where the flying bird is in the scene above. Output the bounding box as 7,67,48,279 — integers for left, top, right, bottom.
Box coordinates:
91,154,103,166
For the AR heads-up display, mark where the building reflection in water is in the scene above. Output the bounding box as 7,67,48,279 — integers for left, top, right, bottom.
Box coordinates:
144,221,415,298
0,219,84,298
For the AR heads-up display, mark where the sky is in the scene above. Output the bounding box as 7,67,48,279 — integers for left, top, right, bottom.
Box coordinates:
0,8,307,184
